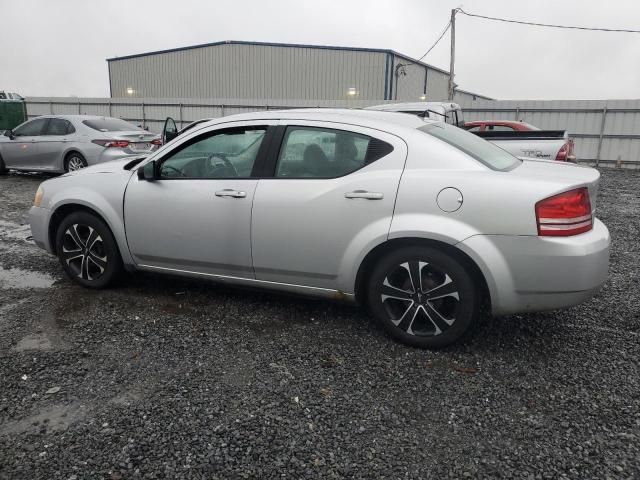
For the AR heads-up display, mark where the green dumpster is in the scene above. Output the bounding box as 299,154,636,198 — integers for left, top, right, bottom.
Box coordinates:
0,100,27,131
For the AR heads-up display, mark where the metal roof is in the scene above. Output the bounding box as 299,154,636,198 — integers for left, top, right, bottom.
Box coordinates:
106,39,451,75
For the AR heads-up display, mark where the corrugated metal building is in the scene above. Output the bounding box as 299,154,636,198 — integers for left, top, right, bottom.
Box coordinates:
107,40,490,102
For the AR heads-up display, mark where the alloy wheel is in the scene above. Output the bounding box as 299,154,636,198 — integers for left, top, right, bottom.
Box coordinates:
67,156,86,171
380,261,459,337
61,224,108,280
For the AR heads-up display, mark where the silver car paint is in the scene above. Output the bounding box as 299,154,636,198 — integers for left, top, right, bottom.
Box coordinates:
0,115,157,173
29,109,610,315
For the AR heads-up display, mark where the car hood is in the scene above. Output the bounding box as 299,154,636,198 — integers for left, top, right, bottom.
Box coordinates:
64,156,148,176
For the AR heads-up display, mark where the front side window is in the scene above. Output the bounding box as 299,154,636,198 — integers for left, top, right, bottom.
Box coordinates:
419,122,521,171
13,118,48,136
276,127,374,178
160,127,266,179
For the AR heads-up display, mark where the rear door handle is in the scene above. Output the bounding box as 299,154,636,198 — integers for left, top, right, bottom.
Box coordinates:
344,190,384,200
215,189,247,198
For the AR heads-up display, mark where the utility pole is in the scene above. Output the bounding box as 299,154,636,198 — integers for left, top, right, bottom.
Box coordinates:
448,8,456,101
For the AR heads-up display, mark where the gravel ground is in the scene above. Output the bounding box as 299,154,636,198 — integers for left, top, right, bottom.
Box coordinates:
0,168,638,479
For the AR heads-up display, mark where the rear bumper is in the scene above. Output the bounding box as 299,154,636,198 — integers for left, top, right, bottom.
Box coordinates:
457,219,610,315
29,206,53,253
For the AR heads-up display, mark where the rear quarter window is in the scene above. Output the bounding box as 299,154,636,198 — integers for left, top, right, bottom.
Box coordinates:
419,122,521,171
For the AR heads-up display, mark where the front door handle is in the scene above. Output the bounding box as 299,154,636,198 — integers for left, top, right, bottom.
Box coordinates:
215,189,247,198
344,190,384,200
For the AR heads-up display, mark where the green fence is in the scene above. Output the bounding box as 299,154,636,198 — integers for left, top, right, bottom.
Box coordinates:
0,100,27,131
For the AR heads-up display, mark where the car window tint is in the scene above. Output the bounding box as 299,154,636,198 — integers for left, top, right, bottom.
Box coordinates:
160,127,266,179
13,118,47,136
82,118,142,132
45,118,71,135
276,127,372,178
465,125,481,132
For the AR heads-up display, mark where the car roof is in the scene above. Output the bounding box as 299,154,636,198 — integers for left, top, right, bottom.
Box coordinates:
193,108,436,135
32,115,126,121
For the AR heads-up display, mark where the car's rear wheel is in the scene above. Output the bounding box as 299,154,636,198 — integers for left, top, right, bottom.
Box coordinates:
367,246,477,349
0,154,7,175
55,211,122,288
64,153,87,172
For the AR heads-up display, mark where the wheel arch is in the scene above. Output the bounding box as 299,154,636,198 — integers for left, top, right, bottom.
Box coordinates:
354,237,491,312
48,203,109,252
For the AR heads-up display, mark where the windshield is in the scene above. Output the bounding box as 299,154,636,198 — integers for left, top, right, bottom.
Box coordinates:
82,118,143,132
419,122,521,171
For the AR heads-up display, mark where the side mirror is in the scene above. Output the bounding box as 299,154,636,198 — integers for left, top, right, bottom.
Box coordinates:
137,160,158,181
4,129,13,139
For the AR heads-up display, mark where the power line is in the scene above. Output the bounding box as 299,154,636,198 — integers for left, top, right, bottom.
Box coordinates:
416,20,452,61
457,8,640,33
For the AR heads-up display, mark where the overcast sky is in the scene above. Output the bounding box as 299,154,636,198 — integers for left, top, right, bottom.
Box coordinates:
2,0,639,100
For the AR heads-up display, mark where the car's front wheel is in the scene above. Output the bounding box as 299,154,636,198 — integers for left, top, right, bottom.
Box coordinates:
55,211,122,288
367,246,478,349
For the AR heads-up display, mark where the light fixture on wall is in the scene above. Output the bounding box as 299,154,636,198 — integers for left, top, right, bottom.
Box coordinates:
347,87,358,96
419,95,427,101
126,87,135,96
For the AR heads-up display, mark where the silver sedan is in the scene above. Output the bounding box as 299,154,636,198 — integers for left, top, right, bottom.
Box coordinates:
0,115,159,174
28,109,610,348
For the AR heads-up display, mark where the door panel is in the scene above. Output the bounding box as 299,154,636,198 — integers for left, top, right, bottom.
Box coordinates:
3,117,48,168
2,137,39,168
251,123,407,291
38,118,73,170
124,122,272,278
124,178,258,277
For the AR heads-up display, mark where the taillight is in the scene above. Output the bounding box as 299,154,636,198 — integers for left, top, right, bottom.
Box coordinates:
555,139,575,162
151,139,162,146
535,187,592,236
92,139,130,148
556,143,569,161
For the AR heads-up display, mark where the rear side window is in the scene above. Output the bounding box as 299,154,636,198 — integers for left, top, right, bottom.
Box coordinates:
83,118,142,132
487,125,515,132
276,127,393,178
419,122,521,171
45,118,74,135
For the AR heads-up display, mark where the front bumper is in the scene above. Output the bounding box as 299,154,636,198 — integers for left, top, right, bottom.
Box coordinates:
29,206,53,253
457,219,610,315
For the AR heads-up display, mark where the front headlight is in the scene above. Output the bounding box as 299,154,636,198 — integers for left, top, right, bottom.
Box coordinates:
34,185,44,207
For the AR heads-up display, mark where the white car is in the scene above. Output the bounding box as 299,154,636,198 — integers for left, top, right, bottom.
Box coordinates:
29,109,609,348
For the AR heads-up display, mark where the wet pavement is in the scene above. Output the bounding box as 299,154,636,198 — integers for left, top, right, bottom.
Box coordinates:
0,169,639,479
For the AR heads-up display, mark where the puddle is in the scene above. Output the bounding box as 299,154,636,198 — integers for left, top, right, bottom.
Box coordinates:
0,267,56,289
0,403,87,436
0,219,32,242
13,333,53,352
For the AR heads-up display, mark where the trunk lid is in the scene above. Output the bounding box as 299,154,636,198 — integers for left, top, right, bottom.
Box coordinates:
511,159,600,212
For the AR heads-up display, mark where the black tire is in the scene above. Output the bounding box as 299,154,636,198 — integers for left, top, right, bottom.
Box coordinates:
55,211,123,288
367,246,478,349
0,154,7,175
64,152,87,172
